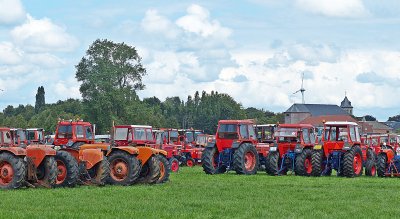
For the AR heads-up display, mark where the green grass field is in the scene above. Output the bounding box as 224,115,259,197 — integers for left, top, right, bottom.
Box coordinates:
1,167,400,218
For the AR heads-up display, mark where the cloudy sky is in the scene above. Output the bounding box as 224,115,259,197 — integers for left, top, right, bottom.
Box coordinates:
0,0,399,121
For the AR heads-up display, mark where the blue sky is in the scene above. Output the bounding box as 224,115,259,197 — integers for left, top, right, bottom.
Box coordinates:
0,0,399,121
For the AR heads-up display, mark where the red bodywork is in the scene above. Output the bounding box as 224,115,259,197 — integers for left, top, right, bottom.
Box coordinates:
26,128,45,145
53,121,94,146
274,124,315,158
113,125,155,146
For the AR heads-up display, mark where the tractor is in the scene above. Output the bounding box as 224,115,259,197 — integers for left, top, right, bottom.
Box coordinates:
255,124,276,143
25,128,45,144
153,128,181,172
53,120,110,187
178,129,204,167
311,121,370,177
112,125,170,184
1,127,57,189
266,124,316,176
365,134,400,177
201,120,269,175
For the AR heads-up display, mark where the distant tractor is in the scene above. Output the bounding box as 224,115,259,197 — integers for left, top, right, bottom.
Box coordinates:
311,121,370,177
366,134,400,177
25,128,45,144
178,129,204,167
255,124,276,143
1,127,57,189
202,120,269,175
266,124,316,176
153,129,181,172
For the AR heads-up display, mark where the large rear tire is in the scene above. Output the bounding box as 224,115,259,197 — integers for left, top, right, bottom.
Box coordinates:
202,147,226,174
107,151,141,185
54,151,78,188
156,155,170,184
137,155,161,184
87,157,110,186
311,150,323,177
343,146,363,177
0,153,25,189
295,148,313,176
365,159,376,176
376,154,387,177
265,152,279,175
36,156,57,188
233,143,259,175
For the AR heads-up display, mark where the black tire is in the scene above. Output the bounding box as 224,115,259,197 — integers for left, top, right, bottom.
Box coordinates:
343,146,363,177
311,150,323,177
0,153,26,189
54,151,78,188
365,159,376,176
107,151,141,186
87,157,110,186
36,156,57,188
156,155,170,184
295,148,313,176
367,149,376,161
202,147,226,174
169,157,180,172
137,155,161,184
376,153,387,177
233,143,259,175
265,152,279,175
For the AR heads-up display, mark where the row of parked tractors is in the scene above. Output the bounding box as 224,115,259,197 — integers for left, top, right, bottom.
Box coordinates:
201,120,400,178
0,121,214,189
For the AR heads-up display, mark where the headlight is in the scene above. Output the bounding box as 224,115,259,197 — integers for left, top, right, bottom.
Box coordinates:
269,147,277,152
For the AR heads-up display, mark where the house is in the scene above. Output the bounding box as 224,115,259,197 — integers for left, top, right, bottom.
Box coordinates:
358,121,393,134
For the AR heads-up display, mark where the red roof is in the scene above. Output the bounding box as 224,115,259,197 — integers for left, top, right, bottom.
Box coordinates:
299,115,358,126
278,124,314,129
218,120,254,124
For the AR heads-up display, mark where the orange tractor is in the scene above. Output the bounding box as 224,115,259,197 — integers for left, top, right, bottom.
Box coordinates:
1,127,57,189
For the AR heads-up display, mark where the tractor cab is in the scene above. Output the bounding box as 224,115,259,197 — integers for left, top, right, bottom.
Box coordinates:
53,120,94,147
319,122,362,152
25,128,45,145
113,125,154,146
195,134,213,147
215,120,258,151
10,128,28,147
0,127,13,146
255,124,276,143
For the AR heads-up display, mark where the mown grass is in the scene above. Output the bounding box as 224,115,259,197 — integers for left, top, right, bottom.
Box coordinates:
1,167,399,218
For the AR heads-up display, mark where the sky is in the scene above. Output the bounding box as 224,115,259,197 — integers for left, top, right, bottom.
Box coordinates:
0,0,399,121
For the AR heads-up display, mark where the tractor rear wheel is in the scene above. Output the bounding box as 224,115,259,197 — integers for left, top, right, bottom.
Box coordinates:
36,156,57,187
169,157,180,172
265,151,279,175
107,151,141,185
365,159,376,176
376,154,387,177
156,155,170,184
343,146,363,177
311,150,323,177
202,147,226,174
233,143,259,175
295,148,313,176
87,157,110,186
137,155,161,184
186,157,195,167
54,151,78,188
0,153,25,189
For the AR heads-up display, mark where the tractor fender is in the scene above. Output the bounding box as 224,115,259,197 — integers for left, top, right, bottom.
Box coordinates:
380,149,395,163
206,140,216,148
342,142,353,151
232,141,241,149
152,148,168,157
61,148,79,161
106,146,139,157
0,147,26,156
26,145,56,168
135,146,156,164
79,148,104,169
80,143,110,152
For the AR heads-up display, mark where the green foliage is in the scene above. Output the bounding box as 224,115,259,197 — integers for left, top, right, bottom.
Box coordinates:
35,86,45,113
388,114,400,122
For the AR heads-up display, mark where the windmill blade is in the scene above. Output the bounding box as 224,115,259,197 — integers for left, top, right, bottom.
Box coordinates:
293,90,301,95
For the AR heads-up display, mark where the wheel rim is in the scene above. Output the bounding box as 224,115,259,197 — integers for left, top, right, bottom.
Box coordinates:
0,161,14,186
110,159,129,181
171,160,179,172
244,151,256,171
305,157,312,174
353,153,362,175
371,165,376,176
187,159,194,167
159,161,165,179
56,160,67,184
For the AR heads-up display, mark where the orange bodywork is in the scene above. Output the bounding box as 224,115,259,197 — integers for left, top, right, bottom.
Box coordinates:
107,146,139,156
26,145,56,167
79,148,104,169
382,148,395,163
0,147,26,156
80,144,110,151
136,146,154,164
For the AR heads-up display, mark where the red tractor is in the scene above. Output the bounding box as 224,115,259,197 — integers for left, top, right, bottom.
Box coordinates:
178,129,204,167
153,128,181,172
266,124,316,176
25,128,45,144
202,120,269,175
1,127,57,189
255,124,276,143
311,121,370,177
112,125,170,184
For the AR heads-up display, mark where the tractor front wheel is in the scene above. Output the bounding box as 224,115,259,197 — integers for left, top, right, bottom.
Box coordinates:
186,157,195,167
201,147,226,174
157,155,170,184
265,151,279,175
137,155,161,184
0,153,25,189
343,146,363,177
36,156,57,187
87,157,110,186
54,151,78,188
107,151,141,186
295,148,313,176
169,157,180,172
376,154,387,177
233,143,259,175
365,159,376,176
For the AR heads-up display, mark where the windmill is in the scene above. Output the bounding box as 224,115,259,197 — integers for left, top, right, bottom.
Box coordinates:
293,72,306,104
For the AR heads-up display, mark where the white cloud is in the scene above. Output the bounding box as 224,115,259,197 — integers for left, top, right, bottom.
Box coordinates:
0,0,25,24
296,0,369,18
0,41,23,65
10,14,79,52
141,9,180,39
50,77,81,101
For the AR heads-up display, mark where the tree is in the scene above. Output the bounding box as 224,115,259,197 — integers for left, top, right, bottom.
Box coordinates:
388,114,400,122
363,115,377,121
75,39,146,132
35,86,45,113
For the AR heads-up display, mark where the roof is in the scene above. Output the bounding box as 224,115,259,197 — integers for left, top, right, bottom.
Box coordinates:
359,121,393,131
278,124,314,129
218,120,255,124
58,121,92,126
325,121,358,126
340,96,353,108
285,104,348,116
26,128,44,131
255,124,276,127
115,125,152,129
299,115,358,126
384,121,400,130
